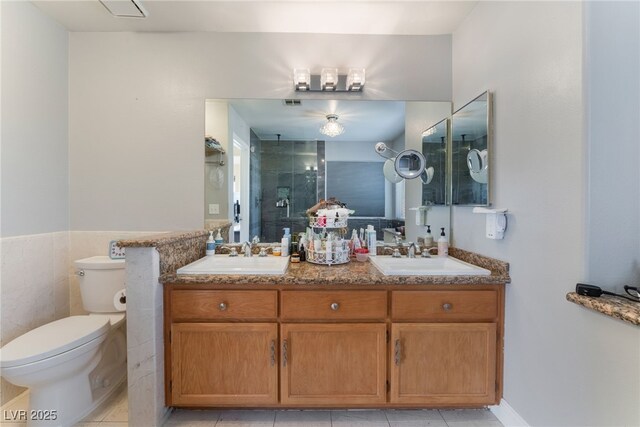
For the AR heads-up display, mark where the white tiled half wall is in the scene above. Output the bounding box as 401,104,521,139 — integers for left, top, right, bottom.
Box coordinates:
0,231,70,405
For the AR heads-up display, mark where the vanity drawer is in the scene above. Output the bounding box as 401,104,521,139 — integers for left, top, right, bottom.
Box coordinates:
281,290,387,321
391,290,498,322
170,290,278,321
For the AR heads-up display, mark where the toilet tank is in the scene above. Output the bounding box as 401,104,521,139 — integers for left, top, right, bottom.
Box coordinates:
74,256,125,313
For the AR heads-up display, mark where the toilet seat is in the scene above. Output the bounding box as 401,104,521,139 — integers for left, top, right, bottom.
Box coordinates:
0,315,110,369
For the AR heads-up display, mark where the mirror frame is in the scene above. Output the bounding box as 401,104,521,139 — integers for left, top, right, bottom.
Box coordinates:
450,91,492,206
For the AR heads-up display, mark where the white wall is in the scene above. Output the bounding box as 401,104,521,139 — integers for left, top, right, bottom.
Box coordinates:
68,32,451,231
0,1,70,405
452,2,639,425
1,1,69,237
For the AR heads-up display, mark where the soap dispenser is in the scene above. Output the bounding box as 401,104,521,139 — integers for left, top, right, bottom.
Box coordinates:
214,228,224,245
206,231,216,256
437,227,449,257
424,225,434,248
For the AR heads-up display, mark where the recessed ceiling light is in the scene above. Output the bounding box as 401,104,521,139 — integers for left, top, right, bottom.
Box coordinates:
99,0,148,18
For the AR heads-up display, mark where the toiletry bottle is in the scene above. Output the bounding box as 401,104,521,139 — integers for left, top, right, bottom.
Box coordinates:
424,225,434,248
366,225,377,257
299,243,306,262
206,231,216,256
214,228,224,244
437,227,449,257
281,228,290,257
326,238,333,262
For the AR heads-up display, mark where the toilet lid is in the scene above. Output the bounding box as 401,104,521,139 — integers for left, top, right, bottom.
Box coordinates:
0,316,110,368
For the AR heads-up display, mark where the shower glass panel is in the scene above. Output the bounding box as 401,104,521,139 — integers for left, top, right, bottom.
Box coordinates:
251,139,324,242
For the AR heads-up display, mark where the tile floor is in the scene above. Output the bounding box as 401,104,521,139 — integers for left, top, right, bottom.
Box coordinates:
1,385,503,427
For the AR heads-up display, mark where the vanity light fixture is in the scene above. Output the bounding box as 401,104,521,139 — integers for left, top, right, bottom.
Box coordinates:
293,68,365,92
293,69,310,91
319,114,345,138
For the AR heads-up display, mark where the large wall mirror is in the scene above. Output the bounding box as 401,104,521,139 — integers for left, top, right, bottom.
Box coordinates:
451,91,491,206
205,99,450,243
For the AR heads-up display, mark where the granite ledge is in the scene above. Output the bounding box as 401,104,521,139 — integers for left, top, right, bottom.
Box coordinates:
117,230,208,248
566,292,640,326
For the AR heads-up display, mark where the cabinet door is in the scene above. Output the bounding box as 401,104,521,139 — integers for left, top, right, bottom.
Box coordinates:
171,323,278,406
390,323,497,405
281,323,386,405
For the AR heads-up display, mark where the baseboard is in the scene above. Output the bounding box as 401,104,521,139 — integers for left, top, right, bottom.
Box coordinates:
490,399,529,427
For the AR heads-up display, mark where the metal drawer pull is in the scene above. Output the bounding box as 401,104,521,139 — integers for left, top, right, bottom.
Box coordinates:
442,303,452,311
394,339,401,366
218,302,227,311
282,339,288,367
270,340,276,366
330,302,340,311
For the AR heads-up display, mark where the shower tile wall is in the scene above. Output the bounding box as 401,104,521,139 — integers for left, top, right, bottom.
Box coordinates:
257,139,324,242
249,130,262,240
452,134,488,205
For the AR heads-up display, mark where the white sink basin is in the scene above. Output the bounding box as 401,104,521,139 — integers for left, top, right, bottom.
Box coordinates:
177,255,289,275
369,256,491,276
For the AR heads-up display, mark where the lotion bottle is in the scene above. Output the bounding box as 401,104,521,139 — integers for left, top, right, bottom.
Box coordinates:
206,231,216,256
437,227,449,257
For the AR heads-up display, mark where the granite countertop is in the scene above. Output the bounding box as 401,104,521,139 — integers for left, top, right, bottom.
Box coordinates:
161,247,511,287
566,292,640,326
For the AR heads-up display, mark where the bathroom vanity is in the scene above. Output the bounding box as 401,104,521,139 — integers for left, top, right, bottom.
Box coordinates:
161,248,509,409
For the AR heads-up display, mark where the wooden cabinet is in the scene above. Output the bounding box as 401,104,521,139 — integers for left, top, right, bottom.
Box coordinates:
281,323,386,405
169,322,278,406
164,285,504,408
390,323,497,405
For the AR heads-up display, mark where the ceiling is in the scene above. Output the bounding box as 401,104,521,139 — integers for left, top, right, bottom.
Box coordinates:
221,99,405,142
33,1,477,35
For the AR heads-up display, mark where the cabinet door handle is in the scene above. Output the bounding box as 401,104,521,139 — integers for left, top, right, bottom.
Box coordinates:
270,339,276,367
218,302,227,311
282,339,288,367
330,302,340,311
394,339,401,366
442,303,452,311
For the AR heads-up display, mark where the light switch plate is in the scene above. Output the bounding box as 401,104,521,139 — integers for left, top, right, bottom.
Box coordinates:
109,240,126,259
209,204,220,214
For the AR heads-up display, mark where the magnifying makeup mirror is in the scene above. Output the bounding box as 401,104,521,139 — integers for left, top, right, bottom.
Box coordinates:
420,166,434,185
376,143,427,181
467,148,488,184
394,149,426,179
383,158,403,183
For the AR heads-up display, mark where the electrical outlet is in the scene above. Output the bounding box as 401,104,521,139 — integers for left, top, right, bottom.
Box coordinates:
209,204,220,215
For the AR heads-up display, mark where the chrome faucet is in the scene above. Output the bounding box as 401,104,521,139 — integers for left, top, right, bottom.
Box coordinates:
407,242,420,258
242,241,253,257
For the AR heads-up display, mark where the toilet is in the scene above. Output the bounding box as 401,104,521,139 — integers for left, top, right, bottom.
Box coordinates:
0,256,127,427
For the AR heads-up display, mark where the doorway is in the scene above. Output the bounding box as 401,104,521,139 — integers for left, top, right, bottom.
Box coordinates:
232,136,250,243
